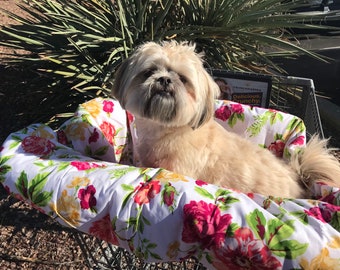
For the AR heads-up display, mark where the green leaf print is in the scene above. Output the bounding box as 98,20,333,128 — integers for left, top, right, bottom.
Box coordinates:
215,189,232,197
110,167,136,179
226,222,240,237
290,211,309,225
93,145,109,156
121,190,134,209
246,209,266,239
246,112,270,137
330,211,340,232
266,218,295,247
138,238,161,260
236,112,245,121
227,113,239,128
247,209,308,259
57,162,71,172
32,191,54,206
85,145,93,157
28,172,51,200
9,135,22,150
33,160,55,171
270,240,308,259
215,188,240,211
81,113,92,124
15,171,53,207
274,133,284,141
0,155,12,183
286,118,306,136
194,186,214,200
269,111,284,125
15,171,29,198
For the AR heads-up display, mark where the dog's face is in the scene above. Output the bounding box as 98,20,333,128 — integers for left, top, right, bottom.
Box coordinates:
112,41,220,128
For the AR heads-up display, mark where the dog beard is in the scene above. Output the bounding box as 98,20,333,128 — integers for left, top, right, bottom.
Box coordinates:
142,77,178,123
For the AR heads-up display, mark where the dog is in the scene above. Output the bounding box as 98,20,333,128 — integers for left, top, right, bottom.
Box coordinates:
111,41,340,198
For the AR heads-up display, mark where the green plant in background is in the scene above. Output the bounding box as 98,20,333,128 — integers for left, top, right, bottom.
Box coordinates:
0,0,339,100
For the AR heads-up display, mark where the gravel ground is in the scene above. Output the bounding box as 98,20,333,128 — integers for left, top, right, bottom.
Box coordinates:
0,1,94,269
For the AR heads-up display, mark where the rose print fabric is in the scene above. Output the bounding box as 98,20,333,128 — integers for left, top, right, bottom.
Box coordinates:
1,98,340,269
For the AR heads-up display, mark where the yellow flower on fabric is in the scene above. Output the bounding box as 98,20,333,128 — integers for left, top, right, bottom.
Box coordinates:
50,189,81,227
307,199,319,206
64,122,89,141
81,99,102,118
154,170,189,183
328,236,340,249
166,241,180,259
31,126,55,139
321,189,333,198
66,176,91,189
300,248,340,270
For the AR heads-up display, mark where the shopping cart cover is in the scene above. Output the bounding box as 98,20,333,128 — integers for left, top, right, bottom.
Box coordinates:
1,98,340,269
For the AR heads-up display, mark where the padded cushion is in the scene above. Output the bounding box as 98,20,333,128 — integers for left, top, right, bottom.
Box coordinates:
1,98,339,269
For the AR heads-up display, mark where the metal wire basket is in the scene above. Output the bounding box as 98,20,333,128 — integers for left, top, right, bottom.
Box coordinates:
270,75,323,137
72,232,207,269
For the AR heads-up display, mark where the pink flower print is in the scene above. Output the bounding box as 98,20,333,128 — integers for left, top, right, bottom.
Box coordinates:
230,103,244,114
162,182,176,207
89,214,119,245
57,130,68,145
247,193,255,199
321,192,337,205
103,100,114,113
78,185,97,210
71,161,92,170
290,135,305,146
320,203,340,223
70,161,104,170
195,180,208,187
88,128,99,144
268,140,285,158
100,121,115,145
304,206,326,223
213,227,282,270
126,111,135,125
215,105,232,122
182,200,232,250
134,180,161,205
22,136,56,156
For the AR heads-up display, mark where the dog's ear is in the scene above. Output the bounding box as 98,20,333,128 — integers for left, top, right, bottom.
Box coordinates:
111,59,130,107
190,69,220,129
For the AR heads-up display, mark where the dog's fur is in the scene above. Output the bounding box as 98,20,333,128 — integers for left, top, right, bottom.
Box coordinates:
112,41,340,198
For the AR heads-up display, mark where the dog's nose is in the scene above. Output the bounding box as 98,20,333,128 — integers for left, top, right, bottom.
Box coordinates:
157,76,171,86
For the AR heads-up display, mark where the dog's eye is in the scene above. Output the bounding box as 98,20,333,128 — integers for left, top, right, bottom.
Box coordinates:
144,69,155,78
179,75,187,84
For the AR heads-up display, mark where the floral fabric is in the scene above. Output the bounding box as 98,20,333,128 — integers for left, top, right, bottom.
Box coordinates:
1,98,340,269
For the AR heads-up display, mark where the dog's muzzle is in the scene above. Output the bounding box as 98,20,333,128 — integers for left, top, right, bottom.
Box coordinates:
144,76,177,122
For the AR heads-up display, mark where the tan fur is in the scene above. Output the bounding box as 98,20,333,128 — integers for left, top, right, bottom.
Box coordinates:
112,41,340,198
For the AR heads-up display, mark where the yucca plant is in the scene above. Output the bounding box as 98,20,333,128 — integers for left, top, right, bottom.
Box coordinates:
1,0,339,117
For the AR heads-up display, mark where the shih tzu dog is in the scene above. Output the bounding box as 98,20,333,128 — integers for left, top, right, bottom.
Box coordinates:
112,41,340,198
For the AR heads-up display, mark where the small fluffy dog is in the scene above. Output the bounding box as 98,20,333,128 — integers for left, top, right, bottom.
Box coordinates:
112,41,340,198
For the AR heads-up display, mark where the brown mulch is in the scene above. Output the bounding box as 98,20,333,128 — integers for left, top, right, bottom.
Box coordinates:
0,1,95,269
0,187,92,269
